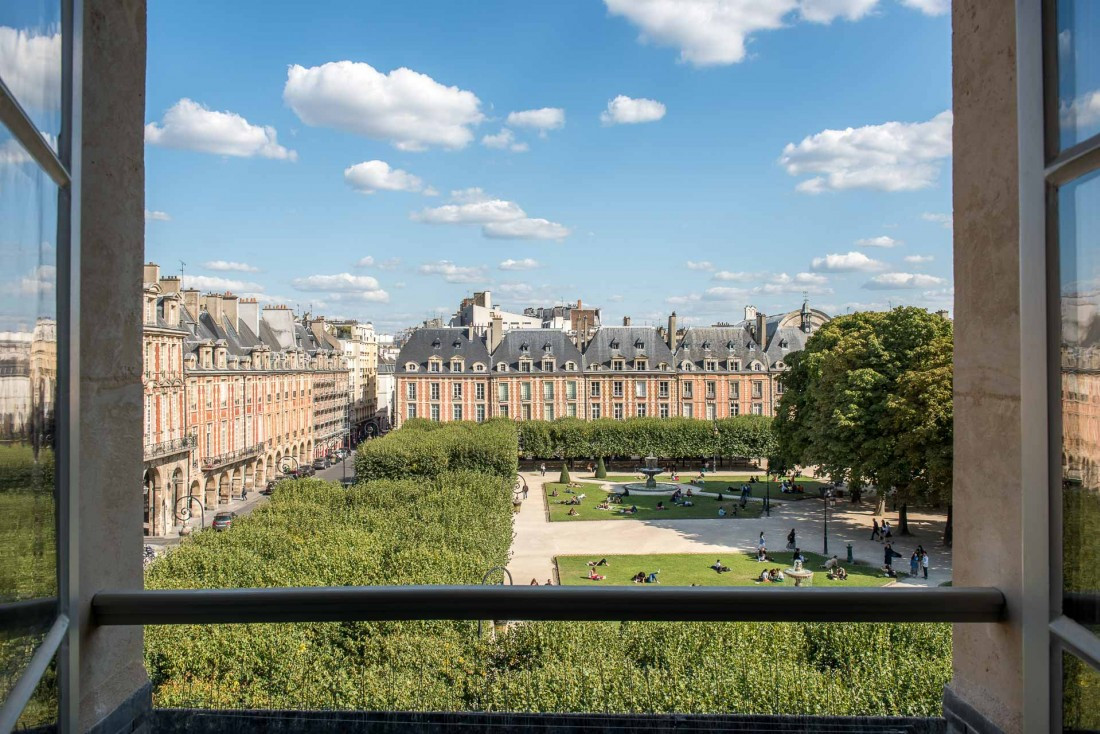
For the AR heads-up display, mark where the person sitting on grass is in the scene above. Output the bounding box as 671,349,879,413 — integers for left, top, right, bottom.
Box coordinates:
758,569,771,583
828,567,848,581
621,505,638,515
711,559,730,573
792,547,806,563
549,489,559,497
655,501,667,510
645,571,660,584
883,565,898,578
756,548,771,562
823,555,840,570
769,568,785,582
596,501,611,510
587,569,605,581
685,487,693,497
716,492,725,501
671,488,682,502
567,508,578,516
632,572,646,584
609,494,623,504
718,507,727,518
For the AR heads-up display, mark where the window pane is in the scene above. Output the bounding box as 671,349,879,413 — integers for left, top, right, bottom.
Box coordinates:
1062,651,1100,732
1057,0,1100,150
1059,169,1100,628
0,2,63,146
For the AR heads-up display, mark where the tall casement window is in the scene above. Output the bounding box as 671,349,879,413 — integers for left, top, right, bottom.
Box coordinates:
1031,0,1100,724
612,380,624,397
682,382,693,399
544,404,554,420
682,403,694,418
658,380,670,398
566,380,577,399
636,403,647,417
590,404,602,420
407,405,417,419
430,383,440,401
475,383,485,400
612,403,624,419
567,403,577,417
543,382,554,400
453,405,462,421
751,380,763,399
430,405,440,421
590,382,601,397
521,382,532,401
659,403,669,418
497,383,509,401
475,405,485,422
452,383,462,399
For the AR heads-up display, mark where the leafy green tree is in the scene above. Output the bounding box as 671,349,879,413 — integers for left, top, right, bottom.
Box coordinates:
774,308,953,539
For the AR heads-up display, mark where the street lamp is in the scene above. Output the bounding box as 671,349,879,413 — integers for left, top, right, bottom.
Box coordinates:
820,485,830,555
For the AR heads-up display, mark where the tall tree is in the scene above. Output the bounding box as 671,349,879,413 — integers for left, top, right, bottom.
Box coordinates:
774,308,953,540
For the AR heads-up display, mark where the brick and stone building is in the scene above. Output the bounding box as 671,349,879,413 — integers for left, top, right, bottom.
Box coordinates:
395,328,490,424
490,326,585,420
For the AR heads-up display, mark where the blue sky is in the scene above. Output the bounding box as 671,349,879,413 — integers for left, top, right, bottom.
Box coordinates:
143,0,954,332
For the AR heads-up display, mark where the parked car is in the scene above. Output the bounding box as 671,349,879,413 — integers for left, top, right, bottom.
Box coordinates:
212,511,236,531
261,479,282,495
313,458,327,470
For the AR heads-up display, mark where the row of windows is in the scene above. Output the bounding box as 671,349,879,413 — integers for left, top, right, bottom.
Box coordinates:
405,358,775,373
404,379,776,401
406,401,766,422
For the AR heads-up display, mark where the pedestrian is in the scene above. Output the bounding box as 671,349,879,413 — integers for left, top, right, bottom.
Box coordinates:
758,531,766,550
539,462,546,477
909,551,919,577
922,551,929,579
545,578,553,586
884,543,903,570
882,520,892,541
786,528,796,550
871,518,881,541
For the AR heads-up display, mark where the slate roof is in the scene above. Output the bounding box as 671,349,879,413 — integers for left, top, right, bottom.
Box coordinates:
492,329,583,373
673,325,768,371
582,326,675,371
395,328,491,374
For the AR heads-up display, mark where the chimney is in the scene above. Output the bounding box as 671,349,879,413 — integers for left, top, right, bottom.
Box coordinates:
935,309,950,320
222,293,239,333
744,305,757,322
143,262,160,285
159,275,181,294
238,298,260,336
204,293,225,326
489,313,503,353
181,289,202,321
623,316,631,326
756,311,767,351
667,312,677,350
576,299,582,311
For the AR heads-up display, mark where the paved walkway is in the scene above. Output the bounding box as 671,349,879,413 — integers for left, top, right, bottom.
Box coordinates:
507,472,952,587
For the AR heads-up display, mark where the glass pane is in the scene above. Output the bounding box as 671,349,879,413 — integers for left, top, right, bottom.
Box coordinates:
1057,0,1100,149
1063,652,1100,733
0,620,52,716
0,1,62,148
1060,169,1100,628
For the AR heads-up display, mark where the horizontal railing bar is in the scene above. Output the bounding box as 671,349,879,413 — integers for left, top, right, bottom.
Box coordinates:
93,586,1005,626
0,597,58,629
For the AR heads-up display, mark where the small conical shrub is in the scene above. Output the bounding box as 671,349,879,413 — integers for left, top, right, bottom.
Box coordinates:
559,463,570,484
595,457,607,478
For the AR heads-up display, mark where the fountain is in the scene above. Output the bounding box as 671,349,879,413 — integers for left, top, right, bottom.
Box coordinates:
621,455,681,493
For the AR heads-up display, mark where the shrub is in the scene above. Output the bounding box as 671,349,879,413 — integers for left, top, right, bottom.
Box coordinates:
595,456,607,478
559,463,570,484
356,421,518,481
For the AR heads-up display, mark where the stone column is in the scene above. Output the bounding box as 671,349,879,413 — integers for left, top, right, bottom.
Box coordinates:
946,1,1024,732
77,0,151,730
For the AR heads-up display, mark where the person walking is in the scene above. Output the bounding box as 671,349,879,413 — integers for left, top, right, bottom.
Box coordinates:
909,551,920,577
922,551,929,579
871,518,881,541
786,528,796,550
881,520,892,542
539,462,546,477
758,531,766,551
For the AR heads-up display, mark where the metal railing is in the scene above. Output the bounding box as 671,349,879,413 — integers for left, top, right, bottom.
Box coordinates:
143,434,197,460
200,442,264,470
92,585,1004,626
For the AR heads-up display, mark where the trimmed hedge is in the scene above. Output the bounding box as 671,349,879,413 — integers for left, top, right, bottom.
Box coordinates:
517,416,775,460
356,420,518,480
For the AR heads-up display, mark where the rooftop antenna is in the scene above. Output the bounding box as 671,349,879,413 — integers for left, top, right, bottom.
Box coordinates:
179,260,186,283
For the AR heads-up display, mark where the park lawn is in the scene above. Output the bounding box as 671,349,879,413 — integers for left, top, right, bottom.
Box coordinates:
581,474,827,502
544,483,763,522
556,551,890,588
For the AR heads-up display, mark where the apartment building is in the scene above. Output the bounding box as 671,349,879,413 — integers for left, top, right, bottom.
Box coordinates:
490,327,585,420
395,328,491,423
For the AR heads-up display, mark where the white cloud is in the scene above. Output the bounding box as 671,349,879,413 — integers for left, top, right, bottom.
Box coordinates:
412,188,570,240
203,260,259,273
145,98,296,160
777,272,829,285
484,218,571,240
344,160,428,194
713,270,758,282
799,0,879,23
703,286,750,301
898,0,949,15
603,0,797,66
499,258,540,271
600,95,667,125
496,282,537,299
418,261,488,284
10,265,56,296
855,235,901,248
753,272,832,295
862,272,947,289
506,108,565,133
292,273,383,291
182,275,264,293
780,110,952,193
922,212,952,229
324,290,390,303
686,260,714,271
811,251,887,272
144,210,171,222
1060,89,1100,131
903,254,934,264
0,27,60,112
284,61,484,151
356,256,375,267
377,257,402,270
481,128,529,152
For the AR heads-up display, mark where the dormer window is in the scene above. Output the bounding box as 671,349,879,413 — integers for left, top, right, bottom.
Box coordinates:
611,359,625,370
779,339,789,349
658,362,669,371
519,360,532,373
451,359,464,372
431,338,441,349
680,360,694,371
519,342,530,353
726,340,736,350
472,362,486,372
564,361,576,371
730,360,742,371
452,339,462,349
497,362,509,372
634,339,645,349
751,361,764,371
775,361,785,369
635,359,648,370
542,359,554,371
702,340,712,350
705,359,718,371
543,342,553,354
428,359,442,373
609,339,620,350
405,362,419,372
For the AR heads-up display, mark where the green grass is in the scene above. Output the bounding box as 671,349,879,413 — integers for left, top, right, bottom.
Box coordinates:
567,474,828,502
545,483,764,521
556,551,891,587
